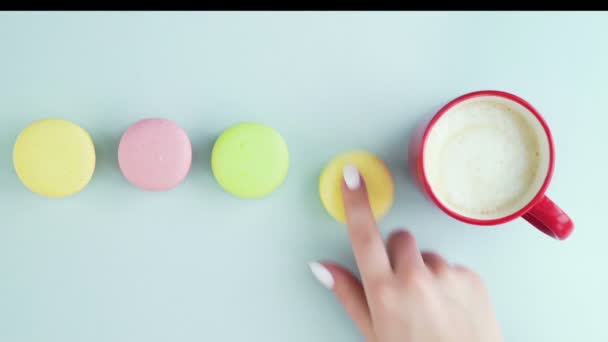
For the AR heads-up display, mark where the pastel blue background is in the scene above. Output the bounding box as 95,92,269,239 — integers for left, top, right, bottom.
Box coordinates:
0,12,606,342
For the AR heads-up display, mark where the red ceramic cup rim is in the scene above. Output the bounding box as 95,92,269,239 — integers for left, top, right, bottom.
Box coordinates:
419,90,555,226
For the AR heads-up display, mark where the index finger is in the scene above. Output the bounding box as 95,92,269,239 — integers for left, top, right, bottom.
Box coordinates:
341,165,392,285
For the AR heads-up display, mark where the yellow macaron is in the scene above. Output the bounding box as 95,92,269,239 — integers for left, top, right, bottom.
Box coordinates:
13,119,96,198
319,150,395,223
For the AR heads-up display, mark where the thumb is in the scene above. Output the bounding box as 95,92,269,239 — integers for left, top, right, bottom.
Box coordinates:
309,261,375,340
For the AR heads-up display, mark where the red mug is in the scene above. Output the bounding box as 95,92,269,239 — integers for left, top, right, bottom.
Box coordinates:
408,90,574,240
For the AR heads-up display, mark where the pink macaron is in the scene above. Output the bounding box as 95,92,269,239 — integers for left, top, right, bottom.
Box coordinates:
118,118,192,191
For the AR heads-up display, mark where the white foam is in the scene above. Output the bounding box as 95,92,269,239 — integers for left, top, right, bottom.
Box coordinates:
423,96,551,220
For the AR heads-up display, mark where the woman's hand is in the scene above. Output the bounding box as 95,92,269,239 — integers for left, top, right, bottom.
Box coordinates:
310,165,503,342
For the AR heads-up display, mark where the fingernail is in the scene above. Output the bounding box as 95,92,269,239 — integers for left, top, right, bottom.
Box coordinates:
343,164,361,190
309,262,334,290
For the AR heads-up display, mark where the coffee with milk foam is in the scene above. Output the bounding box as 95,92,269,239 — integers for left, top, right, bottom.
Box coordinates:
423,97,551,220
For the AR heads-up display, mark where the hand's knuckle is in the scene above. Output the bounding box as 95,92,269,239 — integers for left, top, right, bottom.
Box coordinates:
454,265,483,285
435,263,450,276
372,282,399,310
434,268,450,280
468,272,484,287
404,272,429,291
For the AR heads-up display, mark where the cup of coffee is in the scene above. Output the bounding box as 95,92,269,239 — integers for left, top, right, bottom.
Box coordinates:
408,90,574,239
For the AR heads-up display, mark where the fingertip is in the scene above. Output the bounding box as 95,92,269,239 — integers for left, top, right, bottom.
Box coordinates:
340,169,373,222
388,228,413,240
421,251,449,275
342,164,361,191
340,165,369,205
309,261,335,290
319,261,358,286
314,261,365,292
311,261,374,340
387,228,425,275
387,228,418,251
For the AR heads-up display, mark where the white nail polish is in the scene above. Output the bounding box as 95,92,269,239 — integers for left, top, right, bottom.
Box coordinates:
343,164,361,190
309,262,334,290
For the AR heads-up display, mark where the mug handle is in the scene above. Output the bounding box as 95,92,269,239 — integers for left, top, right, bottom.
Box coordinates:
522,196,574,240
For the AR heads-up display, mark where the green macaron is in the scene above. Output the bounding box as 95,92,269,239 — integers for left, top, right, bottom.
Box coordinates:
211,123,289,198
